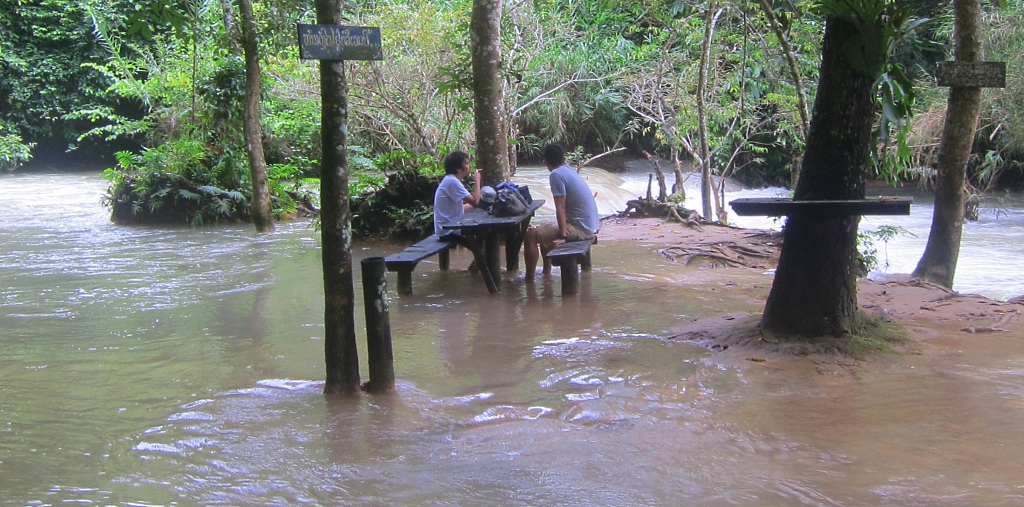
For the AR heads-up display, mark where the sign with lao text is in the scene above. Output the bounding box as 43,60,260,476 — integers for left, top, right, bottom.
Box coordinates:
298,25,383,61
936,61,1006,88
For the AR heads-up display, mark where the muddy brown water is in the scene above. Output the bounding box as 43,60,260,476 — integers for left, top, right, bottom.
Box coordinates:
2,171,1024,505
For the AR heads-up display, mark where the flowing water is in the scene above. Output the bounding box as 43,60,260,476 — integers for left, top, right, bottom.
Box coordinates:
2,169,1024,506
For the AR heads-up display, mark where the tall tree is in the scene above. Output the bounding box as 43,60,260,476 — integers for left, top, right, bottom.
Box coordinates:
316,0,360,395
758,0,811,141
236,0,274,232
697,4,724,220
760,6,885,337
912,0,983,289
470,0,509,184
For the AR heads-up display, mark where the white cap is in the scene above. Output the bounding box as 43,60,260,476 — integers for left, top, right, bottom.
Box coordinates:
481,186,496,203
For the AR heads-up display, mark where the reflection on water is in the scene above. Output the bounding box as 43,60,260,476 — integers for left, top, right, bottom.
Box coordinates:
2,171,1024,506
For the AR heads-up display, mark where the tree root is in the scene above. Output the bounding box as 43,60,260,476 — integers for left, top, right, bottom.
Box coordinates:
660,243,776,269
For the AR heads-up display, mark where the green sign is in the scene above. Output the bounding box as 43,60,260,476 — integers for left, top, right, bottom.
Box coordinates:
298,25,383,61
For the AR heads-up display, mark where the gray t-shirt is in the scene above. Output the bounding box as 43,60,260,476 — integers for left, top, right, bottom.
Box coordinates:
549,165,600,234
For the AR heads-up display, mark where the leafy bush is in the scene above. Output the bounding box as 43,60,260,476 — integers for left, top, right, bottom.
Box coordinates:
350,150,446,240
857,225,915,275
102,143,249,226
0,128,33,171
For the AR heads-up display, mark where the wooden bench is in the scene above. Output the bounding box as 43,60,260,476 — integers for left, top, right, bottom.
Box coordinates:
384,234,454,295
546,237,597,295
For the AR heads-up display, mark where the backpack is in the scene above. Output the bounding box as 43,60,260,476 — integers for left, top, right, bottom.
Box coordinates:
491,186,529,216
494,181,532,205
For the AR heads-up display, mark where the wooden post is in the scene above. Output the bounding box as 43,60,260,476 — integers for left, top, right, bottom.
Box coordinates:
439,249,450,270
361,257,395,393
299,20,383,395
558,258,580,295
395,269,413,296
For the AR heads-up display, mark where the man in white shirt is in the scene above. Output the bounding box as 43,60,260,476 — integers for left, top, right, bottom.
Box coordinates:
434,150,481,236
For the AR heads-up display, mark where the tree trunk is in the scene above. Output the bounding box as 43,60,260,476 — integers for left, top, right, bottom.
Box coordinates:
697,6,722,220
471,0,509,184
221,0,234,32
912,0,983,289
758,0,810,188
316,0,360,395
758,0,810,139
761,16,876,337
236,0,274,232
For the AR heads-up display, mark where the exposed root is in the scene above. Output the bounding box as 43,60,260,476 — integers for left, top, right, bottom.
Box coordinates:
659,239,779,270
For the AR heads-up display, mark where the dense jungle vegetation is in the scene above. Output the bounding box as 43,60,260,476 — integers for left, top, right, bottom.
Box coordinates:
1,0,1023,233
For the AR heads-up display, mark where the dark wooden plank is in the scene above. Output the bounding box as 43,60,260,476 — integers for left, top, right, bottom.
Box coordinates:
729,196,912,217
547,237,596,259
936,61,1006,88
297,25,383,61
384,234,452,267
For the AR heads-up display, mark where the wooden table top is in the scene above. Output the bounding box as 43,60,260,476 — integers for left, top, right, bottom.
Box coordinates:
442,199,546,230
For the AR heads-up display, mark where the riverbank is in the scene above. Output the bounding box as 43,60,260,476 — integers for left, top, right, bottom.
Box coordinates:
597,216,1024,361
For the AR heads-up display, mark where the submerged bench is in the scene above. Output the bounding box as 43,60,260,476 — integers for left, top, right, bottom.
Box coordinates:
384,234,454,295
546,237,597,295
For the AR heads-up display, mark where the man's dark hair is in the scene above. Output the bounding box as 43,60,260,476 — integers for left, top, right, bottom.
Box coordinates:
444,151,470,175
542,143,565,167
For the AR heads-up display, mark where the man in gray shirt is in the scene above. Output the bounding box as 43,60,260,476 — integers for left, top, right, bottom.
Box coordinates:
524,143,599,280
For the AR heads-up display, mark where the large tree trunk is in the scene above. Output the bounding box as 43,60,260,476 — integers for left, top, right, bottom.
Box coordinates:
912,0,983,289
236,0,274,232
316,0,360,395
470,0,509,184
761,17,876,337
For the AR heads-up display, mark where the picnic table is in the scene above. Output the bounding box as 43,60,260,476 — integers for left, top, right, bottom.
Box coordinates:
442,199,546,293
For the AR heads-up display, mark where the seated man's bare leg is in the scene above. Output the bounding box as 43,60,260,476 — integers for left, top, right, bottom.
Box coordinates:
523,228,540,281
530,221,560,277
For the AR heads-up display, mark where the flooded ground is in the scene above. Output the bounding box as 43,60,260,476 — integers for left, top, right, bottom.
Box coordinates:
2,171,1024,506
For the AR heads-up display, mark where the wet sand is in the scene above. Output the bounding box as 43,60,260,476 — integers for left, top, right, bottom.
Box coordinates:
597,216,1024,357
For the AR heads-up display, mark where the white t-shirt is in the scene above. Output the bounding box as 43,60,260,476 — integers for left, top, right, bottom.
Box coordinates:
433,174,471,236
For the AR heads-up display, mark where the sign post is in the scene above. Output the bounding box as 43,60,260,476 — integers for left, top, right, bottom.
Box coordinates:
298,25,383,61
303,24,383,395
935,61,1006,89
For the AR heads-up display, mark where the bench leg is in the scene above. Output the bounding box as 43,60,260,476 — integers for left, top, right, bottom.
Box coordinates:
581,249,592,272
396,269,414,296
558,256,580,295
439,248,450,271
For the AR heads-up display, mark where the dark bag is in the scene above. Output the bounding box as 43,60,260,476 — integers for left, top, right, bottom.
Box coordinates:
494,181,532,204
491,187,529,216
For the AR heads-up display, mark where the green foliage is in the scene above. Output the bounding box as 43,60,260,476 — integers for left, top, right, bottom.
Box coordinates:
0,127,34,171
101,139,251,225
374,149,445,177
0,0,136,154
350,155,446,239
857,224,915,274
965,0,1024,188
812,0,936,183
